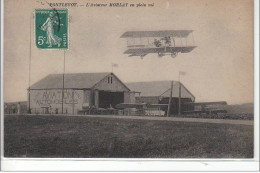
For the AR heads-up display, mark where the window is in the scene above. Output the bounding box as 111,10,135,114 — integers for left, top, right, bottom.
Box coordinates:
108,76,113,84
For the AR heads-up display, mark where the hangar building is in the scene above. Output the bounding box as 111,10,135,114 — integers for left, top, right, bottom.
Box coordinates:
126,81,195,114
29,73,195,115
29,72,135,114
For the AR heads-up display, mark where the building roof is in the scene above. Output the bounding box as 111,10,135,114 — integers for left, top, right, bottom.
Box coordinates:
126,81,195,101
30,74,194,100
120,30,193,38
30,72,112,89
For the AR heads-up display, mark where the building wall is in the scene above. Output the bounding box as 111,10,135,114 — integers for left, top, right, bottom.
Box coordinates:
160,97,194,115
94,90,99,108
93,74,129,92
29,89,85,114
135,96,160,104
83,90,93,107
124,92,136,103
161,84,195,102
92,74,132,108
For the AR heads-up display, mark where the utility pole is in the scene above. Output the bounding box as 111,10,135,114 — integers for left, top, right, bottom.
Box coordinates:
72,89,75,115
28,12,32,114
178,74,182,116
61,50,66,114
167,81,173,117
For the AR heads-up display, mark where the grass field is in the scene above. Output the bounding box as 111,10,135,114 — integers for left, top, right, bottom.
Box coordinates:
4,115,253,158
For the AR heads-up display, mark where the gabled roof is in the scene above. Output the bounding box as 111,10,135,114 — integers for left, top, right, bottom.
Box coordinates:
121,30,193,38
30,72,112,89
126,81,195,101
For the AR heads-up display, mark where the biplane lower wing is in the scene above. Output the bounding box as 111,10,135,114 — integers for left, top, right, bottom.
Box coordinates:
129,53,148,58
124,46,197,55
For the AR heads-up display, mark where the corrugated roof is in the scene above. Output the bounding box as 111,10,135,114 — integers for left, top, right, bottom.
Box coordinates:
30,72,111,89
126,81,195,100
121,30,193,38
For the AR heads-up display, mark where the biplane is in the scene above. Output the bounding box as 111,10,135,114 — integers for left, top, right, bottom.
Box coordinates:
120,30,196,58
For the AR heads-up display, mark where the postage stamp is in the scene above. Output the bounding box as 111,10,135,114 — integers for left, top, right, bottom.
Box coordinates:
35,9,68,49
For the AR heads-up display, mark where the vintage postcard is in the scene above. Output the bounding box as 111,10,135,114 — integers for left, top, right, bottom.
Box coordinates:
1,0,259,171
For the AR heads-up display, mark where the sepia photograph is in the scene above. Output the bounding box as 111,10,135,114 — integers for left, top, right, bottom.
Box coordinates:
1,0,259,171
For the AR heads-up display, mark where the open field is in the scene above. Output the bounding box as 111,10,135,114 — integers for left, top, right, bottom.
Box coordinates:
178,113,254,120
4,115,253,158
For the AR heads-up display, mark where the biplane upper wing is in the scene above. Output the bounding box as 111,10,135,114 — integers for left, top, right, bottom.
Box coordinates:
124,46,197,55
121,30,193,38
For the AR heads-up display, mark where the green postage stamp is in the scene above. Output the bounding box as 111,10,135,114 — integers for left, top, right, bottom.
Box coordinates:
35,9,68,49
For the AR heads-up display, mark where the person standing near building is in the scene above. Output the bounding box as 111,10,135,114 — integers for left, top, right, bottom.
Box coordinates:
4,104,8,114
49,105,52,115
17,102,21,115
11,104,16,114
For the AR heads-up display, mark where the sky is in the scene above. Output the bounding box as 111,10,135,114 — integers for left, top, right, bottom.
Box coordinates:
4,0,254,104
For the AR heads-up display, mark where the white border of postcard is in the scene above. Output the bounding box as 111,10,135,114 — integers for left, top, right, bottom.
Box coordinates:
1,0,259,171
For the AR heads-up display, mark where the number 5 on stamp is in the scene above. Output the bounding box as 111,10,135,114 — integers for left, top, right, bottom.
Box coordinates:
35,9,68,49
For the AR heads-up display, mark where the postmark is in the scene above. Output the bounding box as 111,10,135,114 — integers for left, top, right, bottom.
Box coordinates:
35,9,68,49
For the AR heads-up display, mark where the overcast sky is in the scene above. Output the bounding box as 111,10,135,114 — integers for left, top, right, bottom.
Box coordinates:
4,0,254,104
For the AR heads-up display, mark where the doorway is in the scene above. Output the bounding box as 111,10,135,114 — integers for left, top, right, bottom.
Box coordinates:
98,91,124,108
